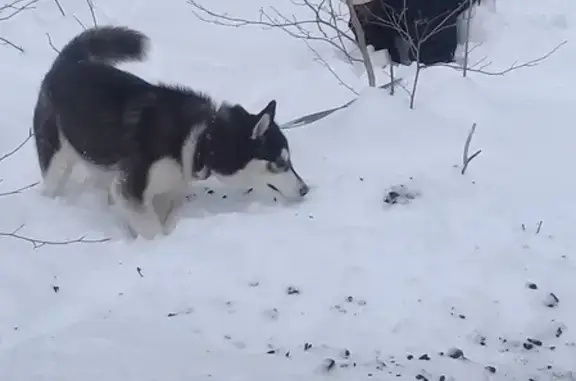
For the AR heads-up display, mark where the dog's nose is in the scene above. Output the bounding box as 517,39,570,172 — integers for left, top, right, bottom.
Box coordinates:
299,184,310,197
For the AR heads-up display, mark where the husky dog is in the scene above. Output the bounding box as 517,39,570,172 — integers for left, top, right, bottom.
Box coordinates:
33,26,310,240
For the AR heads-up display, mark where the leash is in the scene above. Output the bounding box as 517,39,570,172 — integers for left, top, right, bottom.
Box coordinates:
280,78,403,130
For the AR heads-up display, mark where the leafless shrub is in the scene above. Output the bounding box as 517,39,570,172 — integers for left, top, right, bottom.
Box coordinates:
354,0,565,108
188,0,378,92
359,0,481,108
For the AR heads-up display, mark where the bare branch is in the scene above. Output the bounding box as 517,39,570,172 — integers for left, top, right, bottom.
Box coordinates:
0,129,38,196
52,0,65,16
446,41,567,76
0,224,110,249
187,0,385,88
346,0,375,86
305,40,358,95
45,32,60,53
409,64,422,109
70,0,97,30
0,0,40,22
0,128,32,163
0,36,23,52
0,0,40,52
85,0,97,27
461,122,481,175
188,0,362,65
0,181,38,197
73,14,86,30
462,0,474,77
416,2,470,46
326,0,350,63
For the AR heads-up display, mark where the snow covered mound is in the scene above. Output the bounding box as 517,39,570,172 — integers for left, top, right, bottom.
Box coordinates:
1,0,576,380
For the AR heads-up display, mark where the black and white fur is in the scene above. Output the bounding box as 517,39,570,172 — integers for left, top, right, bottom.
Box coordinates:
33,26,310,240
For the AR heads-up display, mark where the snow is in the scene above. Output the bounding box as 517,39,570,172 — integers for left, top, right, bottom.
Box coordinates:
1,0,576,379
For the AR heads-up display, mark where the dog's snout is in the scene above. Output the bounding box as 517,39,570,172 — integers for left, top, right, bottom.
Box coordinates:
299,184,310,197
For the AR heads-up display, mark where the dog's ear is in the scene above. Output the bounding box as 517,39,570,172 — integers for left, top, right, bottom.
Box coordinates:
262,99,277,119
251,100,277,140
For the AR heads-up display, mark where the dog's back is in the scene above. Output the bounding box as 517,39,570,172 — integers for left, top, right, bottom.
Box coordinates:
33,26,151,174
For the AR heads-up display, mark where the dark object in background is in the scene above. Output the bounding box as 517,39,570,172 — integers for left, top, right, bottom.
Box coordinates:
346,0,482,66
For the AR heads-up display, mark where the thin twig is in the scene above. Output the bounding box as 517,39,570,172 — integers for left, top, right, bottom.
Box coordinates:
462,0,474,77
52,0,65,16
388,57,395,95
447,41,567,76
73,15,86,30
327,0,351,64
0,36,23,52
0,182,38,197
0,130,34,188
305,40,358,95
535,220,543,235
0,128,32,163
461,122,481,175
0,224,110,249
45,32,60,53
85,0,97,27
0,0,39,22
0,0,40,52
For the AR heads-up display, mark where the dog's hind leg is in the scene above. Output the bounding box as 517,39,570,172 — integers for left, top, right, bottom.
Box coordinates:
34,113,76,198
42,148,76,198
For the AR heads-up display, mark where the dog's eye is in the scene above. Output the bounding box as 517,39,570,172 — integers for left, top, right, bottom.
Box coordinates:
277,158,289,169
266,160,289,173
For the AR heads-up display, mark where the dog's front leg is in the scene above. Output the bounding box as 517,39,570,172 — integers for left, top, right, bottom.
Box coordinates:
109,168,165,240
157,184,189,236
110,187,163,240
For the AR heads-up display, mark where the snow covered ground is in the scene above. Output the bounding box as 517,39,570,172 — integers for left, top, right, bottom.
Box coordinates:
1,0,576,379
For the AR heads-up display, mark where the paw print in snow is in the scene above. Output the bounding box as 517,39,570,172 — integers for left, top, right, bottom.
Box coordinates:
384,184,421,206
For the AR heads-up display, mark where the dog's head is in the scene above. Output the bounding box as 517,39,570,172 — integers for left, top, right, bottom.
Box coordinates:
205,100,309,200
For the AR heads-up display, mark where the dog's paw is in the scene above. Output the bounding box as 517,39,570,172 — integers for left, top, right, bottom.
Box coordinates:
40,185,61,199
162,215,179,236
155,189,187,236
122,206,164,240
162,203,181,236
130,217,164,240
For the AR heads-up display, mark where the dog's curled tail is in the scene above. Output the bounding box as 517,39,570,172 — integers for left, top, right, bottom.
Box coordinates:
53,26,149,67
